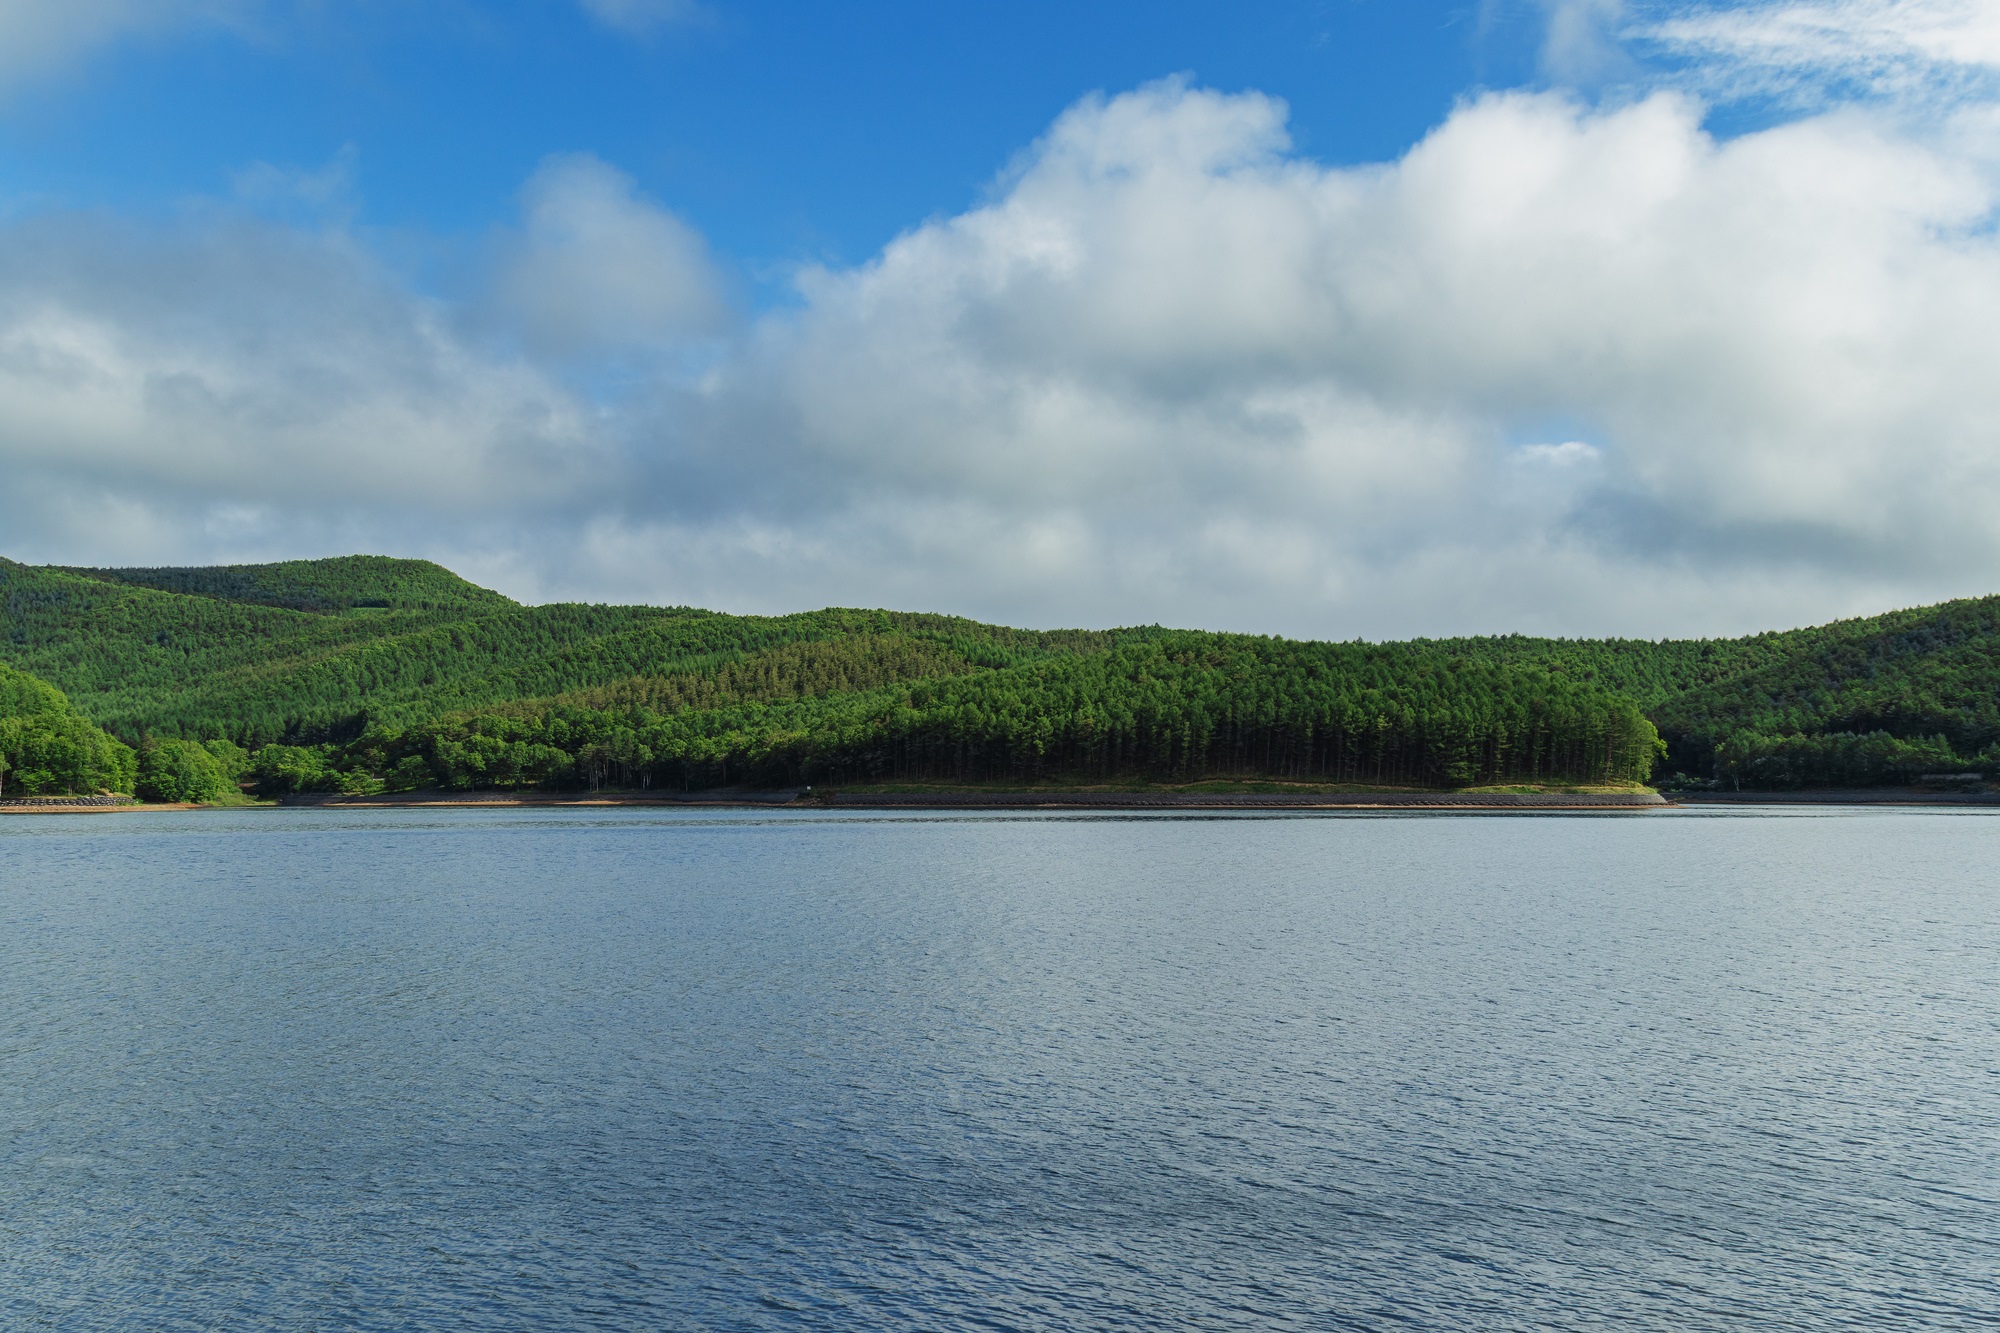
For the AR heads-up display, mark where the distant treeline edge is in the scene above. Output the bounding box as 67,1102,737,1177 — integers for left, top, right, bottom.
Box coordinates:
7,554,1999,798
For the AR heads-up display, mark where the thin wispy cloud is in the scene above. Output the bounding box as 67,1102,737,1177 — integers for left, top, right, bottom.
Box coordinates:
1535,0,1640,85
1643,0,2000,101
0,0,250,93
574,0,705,38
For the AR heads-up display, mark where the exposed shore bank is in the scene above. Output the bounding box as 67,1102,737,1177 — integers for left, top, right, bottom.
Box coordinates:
273,788,1671,811
19,788,2000,815
1677,789,2000,806
0,796,189,814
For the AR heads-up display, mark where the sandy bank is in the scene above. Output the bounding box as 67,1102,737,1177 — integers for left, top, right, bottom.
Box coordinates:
276,789,1671,811
1677,788,2000,806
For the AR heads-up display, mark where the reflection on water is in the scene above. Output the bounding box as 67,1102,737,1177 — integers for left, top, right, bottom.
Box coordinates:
2,807,1995,1330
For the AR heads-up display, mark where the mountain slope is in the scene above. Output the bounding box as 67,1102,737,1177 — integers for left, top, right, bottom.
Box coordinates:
0,660,136,796
349,631,1661,793
10,552,2000,791
2,557,532,741
65,556,515,613
1429,597,2000,784
1646,595,2000,785
0,559,1138,746
1650,595,2000,752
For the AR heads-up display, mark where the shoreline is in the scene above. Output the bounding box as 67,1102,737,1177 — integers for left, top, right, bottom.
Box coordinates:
0,799,194,814
1674,788,2000,806
14,788,2000,814
277,789,1669,811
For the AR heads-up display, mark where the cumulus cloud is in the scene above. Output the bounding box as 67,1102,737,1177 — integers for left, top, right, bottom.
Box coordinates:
7,54,2000,638
493,154,730,356
570,77,2000,636
0,0,250,93
0,210,609,566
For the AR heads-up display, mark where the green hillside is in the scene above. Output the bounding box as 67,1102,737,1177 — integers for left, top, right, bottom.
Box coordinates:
1426,632,1792,711
2,556,541,741
6,552,2000,796
65,556,514,613
341,632,1661,794
1418,597,2000,786
0,558,1143,746
0,660,136,797
1651,596,2000,786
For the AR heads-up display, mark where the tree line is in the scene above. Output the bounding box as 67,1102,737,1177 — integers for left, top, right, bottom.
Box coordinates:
244,633,1662,795
14,552,2000,796
0,662,135,797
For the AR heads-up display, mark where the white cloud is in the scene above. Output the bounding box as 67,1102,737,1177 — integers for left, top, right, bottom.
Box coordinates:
0,0,250,93
1537,0,1638,84
7,74,2000,639
566,78,2000,636
1644,0,2000,101
574,0,703,37
230,144,359,215
0,0,706,95
1516,441,1604,466
493,154,730,356
0,211,611,567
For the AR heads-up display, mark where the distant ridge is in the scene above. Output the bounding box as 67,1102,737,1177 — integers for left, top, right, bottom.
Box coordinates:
7,552,2000,793
65,556,516,614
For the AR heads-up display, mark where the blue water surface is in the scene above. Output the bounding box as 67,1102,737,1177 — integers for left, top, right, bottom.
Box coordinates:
1,807,1995,1330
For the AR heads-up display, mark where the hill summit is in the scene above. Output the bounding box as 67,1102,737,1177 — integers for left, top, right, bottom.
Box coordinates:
65,556,515,614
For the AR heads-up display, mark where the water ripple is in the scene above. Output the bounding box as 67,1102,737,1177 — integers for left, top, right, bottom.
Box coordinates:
1,808,1995,1329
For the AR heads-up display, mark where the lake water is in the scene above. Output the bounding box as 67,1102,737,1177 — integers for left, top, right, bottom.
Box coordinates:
1,807,1995,1330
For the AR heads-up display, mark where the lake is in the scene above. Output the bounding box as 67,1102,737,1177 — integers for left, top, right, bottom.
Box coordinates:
2,807,1995,1330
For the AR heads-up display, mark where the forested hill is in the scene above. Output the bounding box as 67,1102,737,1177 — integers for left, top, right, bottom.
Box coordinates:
6,552,2000,795
1425,595,2000,784
0,554,1659,793
0,660,134,797
0,557,1137,747
64,556,515,613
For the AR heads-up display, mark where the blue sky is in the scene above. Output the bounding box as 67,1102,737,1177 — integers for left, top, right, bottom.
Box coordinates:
2,3,1555,276
3,1,1999,639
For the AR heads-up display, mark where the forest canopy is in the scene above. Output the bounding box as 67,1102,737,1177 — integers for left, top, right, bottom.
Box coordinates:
0,660,136,797
8,553,2000,797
